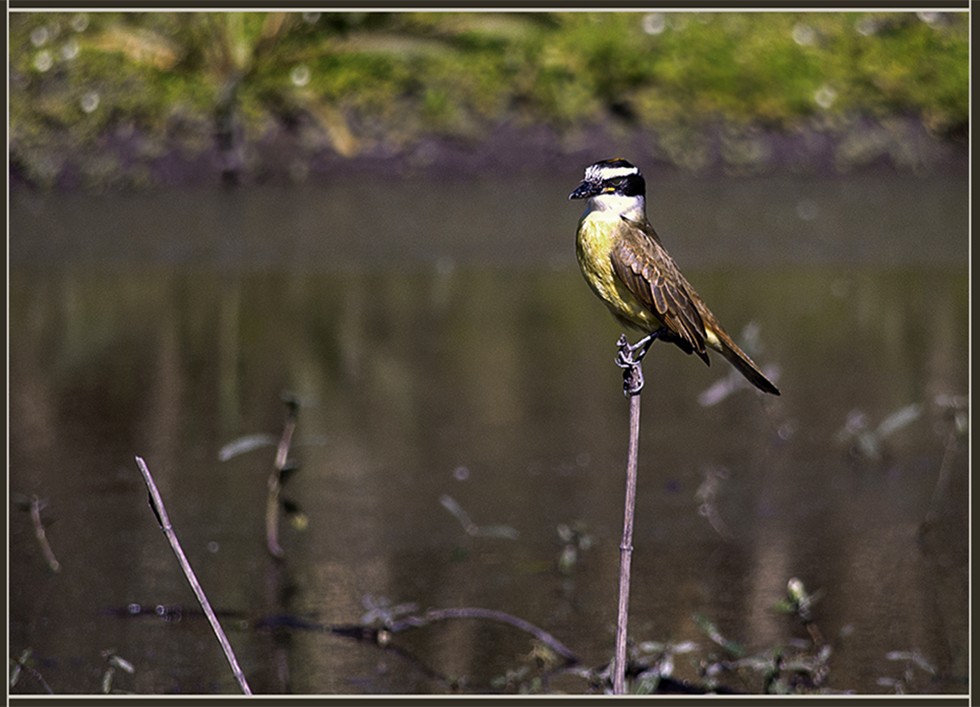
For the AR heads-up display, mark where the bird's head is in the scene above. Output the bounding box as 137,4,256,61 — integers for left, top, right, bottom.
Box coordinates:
568,158,647,215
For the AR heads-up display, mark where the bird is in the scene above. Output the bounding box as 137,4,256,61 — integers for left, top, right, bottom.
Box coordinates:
568,157,780,396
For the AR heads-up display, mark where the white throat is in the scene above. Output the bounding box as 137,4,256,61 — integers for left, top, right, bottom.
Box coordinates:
582,192,646,220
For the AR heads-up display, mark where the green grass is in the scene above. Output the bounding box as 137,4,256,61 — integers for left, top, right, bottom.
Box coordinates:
9,11,968,188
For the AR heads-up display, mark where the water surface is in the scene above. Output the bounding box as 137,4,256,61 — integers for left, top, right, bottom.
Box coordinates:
8,170,968,694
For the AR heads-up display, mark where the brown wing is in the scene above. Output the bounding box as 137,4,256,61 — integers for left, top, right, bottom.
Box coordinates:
610,216,710,363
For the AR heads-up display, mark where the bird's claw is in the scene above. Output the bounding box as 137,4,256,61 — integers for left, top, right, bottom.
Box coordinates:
614,350,634,370
615,334,646,396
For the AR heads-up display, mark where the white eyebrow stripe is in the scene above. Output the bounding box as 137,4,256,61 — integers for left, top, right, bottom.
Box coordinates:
586,164,639,181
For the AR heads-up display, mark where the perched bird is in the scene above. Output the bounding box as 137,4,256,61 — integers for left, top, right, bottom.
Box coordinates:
569,158,780,395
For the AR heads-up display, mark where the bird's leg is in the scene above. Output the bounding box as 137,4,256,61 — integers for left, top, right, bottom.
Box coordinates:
615,330,662,396
630,333,656,361
615,329,661,368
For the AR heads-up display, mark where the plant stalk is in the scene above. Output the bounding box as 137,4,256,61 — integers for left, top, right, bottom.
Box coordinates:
135,456,252,695
613,334,645,694
613,388,641,694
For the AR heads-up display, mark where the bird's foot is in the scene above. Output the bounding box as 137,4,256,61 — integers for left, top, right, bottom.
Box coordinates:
615,334,648,396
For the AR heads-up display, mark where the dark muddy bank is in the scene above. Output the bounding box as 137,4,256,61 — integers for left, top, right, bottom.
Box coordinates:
10,116,967,193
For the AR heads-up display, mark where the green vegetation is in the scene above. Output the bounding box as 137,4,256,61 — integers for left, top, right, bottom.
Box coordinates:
8,11,968,188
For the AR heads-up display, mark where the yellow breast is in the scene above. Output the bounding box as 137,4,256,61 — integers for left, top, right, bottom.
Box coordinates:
575,212,661,332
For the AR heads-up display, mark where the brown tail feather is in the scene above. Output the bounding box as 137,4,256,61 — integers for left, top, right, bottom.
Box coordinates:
716,338,780,395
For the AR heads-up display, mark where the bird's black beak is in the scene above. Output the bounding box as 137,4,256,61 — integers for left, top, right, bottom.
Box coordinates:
568,180,599,200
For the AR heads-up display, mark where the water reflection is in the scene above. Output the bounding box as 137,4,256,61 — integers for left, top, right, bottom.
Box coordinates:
8,173,968,694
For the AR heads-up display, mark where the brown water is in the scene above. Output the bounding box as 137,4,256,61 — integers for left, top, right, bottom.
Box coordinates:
8,171,968,695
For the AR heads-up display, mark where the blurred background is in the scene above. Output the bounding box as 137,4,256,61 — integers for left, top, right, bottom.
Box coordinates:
9,11,968,188
8,10,969,696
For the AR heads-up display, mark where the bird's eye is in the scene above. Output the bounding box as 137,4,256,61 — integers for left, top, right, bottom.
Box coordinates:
608,177,625,187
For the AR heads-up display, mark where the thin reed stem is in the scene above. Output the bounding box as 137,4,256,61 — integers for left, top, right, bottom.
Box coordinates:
613,334,644,695
389,607,578,665
29,496,61,573
922,424,959,530
267,395,299,559
614,391,641,694
134,456,252,695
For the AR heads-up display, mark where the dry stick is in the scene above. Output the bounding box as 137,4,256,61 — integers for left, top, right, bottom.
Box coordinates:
29,495,62,573
134,456,253,695
267,397,299,559
388,607,578,665
922,423,960,530
613,334,644,695
11,648,54,694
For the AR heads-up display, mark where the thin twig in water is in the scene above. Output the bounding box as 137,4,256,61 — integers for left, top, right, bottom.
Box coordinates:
29,496,61,573
134,456,252,695
385,606,578,665
439,494,519,539
613,333,645,695
267,395,300,559
100,649,136,694
921,407,963,532
9,648,54,694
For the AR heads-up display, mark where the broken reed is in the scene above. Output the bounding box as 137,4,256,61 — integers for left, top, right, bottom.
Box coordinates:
612,334,646,695
134,456,252,695
267,395,300,559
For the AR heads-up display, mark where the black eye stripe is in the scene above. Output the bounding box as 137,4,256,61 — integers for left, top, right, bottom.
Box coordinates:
601,173,646,197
